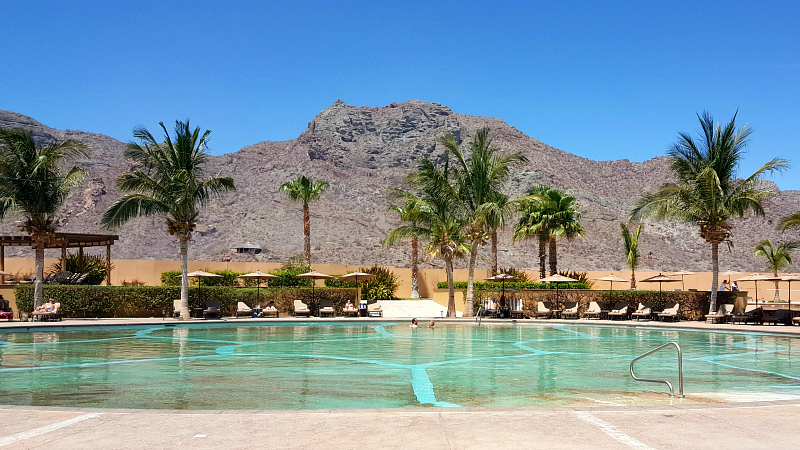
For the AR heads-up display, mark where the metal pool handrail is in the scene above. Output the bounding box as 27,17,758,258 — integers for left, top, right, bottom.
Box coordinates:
630,341,684,398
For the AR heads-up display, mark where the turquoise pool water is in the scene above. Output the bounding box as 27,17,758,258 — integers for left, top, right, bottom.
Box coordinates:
0,322,798,409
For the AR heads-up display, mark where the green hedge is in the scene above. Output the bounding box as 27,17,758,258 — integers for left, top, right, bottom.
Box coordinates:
438,281,591,290
15,285,357,318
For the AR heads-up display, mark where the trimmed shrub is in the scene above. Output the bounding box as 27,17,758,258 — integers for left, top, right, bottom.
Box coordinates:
161,270,182,286
438,281,590,290
268,256,312,287
15,285,357,318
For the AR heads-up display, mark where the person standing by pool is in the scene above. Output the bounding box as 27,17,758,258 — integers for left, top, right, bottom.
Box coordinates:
731,281,739,291
411,318,418,328
719,279,728,291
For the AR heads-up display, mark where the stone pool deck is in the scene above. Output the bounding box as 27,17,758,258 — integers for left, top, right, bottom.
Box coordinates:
2,318,800,449
2,401,800,449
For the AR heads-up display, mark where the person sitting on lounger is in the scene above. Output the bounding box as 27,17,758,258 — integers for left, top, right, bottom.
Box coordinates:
345,299,354,309
37,300,55,312
265,301,276,311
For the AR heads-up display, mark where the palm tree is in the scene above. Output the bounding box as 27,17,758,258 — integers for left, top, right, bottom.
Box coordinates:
754,239,798,300
620,223,643,289
385,203,424,298
0,129,87,308
101,120,235,320
484,193,516,276
778,212,800,232
438,128,528,316
280,175,328,264
515,186,583,277
384,160,468,317
631,112,788,314
514,186,554,279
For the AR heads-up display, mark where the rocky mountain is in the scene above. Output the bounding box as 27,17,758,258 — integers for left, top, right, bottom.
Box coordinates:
0,101,798,273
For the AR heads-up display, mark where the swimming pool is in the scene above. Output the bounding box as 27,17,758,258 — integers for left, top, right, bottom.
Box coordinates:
0,322,798,409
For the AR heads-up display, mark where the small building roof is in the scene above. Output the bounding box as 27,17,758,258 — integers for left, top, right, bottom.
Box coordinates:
0,232,119,249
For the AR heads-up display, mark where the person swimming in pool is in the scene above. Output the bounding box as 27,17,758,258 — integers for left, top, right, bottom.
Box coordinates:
411,318,418,328
428,321,435,328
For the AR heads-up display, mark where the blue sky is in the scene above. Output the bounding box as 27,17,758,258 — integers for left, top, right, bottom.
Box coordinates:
2,1,798,189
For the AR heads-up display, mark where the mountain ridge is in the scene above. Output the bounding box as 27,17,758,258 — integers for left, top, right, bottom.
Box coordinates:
0,101,797,274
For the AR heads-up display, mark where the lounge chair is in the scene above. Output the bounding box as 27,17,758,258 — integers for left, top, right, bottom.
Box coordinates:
583,301,607,319
368,301,383,317
319,298,336,317
172,299,182,318
657,303,680,322
793,315,799,326
761,309,791,326
608,302,629,320
480,298,497,318
293,299,312,317
509,298,524,319
341,303,359,317
203,300,222,319
732,305,759,324
31,301,61,322
562,301,579,319
631,303,652,321
535,301,552,319
705,303,734,324
260,302,279,318
0,299,13,321
235,302,253,318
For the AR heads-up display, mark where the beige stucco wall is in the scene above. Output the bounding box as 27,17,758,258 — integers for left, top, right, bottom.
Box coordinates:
2,257,795,316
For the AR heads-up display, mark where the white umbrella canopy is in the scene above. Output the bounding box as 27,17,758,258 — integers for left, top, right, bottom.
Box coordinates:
735,273,782,306
337,272,377,304
639,273,680,303
485,273,521,300
295,271,334,306
237,271,279,305
592,275,630,294
177,270,223,308
782,274,800,309
669,271,696,291
537,274,578,310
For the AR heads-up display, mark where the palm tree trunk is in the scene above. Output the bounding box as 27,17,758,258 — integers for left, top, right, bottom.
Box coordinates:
491,229,498,276
538,237,547,279
709,241,719,315
445,257,455,318
303,202,311,264
180,238,190,320
549,237,557,276
773,270,780,302
410,236,419,299
34,245,45,309
631,269,637,290
464,237,481,318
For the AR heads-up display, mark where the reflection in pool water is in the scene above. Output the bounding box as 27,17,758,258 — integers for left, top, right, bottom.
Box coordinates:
0,322,798,409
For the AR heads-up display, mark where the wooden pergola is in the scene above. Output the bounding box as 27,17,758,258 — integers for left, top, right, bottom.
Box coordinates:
0,233,119,285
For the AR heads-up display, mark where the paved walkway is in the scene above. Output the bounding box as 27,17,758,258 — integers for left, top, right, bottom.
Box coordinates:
1,402,799,449
380,300,462,318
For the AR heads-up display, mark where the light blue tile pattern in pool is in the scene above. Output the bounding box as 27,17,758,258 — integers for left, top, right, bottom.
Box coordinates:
0,322,798,409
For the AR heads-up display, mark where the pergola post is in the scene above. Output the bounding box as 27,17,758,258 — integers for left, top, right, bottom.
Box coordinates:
61,243,67,268
0,245,4,284
106,244,111,286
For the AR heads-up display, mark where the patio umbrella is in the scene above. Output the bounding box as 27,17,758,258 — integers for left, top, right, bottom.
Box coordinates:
485,273,520,299
592,275,630,295
294,270,334,306
337,272,377,304
177,270,222,312
668,271,696,291
639,273,680,305
237,270,279,305
538,274,578,310
736,273,782,307
782,275,800,312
